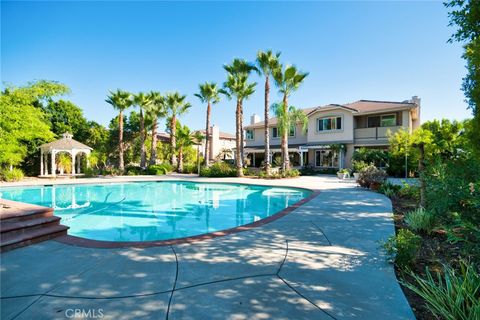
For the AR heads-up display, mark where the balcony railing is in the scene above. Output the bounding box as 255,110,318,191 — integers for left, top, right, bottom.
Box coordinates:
354,126,403,141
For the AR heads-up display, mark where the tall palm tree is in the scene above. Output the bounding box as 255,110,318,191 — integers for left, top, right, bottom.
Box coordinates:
273,65,309,171
147,91,166,165
165,92,191,167
105,89,132,171
221,59,257,177
132,92,152,169
194,82,221,166
256,50,281,175
175,124,203,173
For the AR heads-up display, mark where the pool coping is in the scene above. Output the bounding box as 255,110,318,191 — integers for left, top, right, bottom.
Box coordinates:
54,189,321,249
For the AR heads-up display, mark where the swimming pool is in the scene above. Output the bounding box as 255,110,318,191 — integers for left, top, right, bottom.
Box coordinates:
0,181,311,242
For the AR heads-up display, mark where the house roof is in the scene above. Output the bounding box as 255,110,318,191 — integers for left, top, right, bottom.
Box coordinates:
40,133,92,152
245,99,418,129
196,129,236,140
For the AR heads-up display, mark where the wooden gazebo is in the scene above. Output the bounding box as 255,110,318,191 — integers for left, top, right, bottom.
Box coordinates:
39,133,92,177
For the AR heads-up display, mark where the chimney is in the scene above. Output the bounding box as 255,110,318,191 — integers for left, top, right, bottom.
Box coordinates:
410,96,421,106
250,114,260,125
209,125,220,161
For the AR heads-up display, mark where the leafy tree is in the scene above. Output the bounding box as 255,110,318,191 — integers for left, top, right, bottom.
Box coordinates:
445,0,480,156
132,92,152,169
0,80,68,173
175,124,203,173
271,104,308,158
273,65,308,171
165,92,191,167
146,91,167,165
256,50,281,175
43,99,89,141
221,59,257,177
194,82,221,166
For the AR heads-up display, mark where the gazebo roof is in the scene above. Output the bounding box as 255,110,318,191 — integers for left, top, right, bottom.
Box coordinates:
40,133,92,152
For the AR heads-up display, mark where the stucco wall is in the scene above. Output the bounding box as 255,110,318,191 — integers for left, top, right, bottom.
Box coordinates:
307,109,354,143
245,123,307,147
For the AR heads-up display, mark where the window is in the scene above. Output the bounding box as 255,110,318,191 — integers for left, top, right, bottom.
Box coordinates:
317,116,342,132
245,129,254,140
381,114,396,127
368,114,396,128
272,127,279,139
315,150,339,168
272,126,295,138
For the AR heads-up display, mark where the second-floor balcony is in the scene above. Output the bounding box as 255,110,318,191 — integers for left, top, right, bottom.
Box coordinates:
354,126,403,141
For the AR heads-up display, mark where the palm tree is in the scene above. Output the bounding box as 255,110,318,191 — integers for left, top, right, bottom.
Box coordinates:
271,103,308,168
132,92,152,169
175,124,203,173
105,89,132,171
165,92,191,167
221,59,257,177
147,91,166,166
194,82,221,166
256,50,281,175
273,65,309,171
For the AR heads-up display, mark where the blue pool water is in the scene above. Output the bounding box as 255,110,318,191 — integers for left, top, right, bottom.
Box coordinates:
0,181,311,242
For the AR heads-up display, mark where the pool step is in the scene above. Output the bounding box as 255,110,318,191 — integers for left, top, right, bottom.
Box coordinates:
0,199,69,253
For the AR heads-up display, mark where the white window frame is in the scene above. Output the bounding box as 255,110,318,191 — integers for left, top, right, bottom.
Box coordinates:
367,114,397,128
245,129,254,140
316,115,343,133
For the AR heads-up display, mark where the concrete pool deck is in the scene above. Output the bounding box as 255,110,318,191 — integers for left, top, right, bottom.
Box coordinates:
0,175,415,319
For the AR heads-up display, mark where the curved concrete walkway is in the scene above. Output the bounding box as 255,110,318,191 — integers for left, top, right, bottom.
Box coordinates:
0,176,414,319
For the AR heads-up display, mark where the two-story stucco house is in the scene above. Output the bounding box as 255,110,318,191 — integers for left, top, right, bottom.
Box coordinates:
244,96,421,169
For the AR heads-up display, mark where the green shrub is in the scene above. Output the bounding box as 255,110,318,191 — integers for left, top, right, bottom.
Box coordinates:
84,167,99,177
0,168,24,182
405,208,436,235
200,162,237,177
125,165,145,176
402,261,480,320
378,182,401,198
300,166,337,175
398,183,420,201
284,169,300,178
382,229,422,268
182,163,198,174
352,160,369,173
101,167,122,176
147,163,173,175
357,165,387,189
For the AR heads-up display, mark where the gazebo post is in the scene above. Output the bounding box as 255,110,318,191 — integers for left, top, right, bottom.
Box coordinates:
40,150,44,176
51,151,56,177
71,150,76,176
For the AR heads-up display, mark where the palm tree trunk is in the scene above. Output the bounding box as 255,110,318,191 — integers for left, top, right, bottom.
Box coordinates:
118,110,124,171
240,102,244,169
178,147,184,173
140,108,146,168
171,116,177,166
204,101,211,166
264,75,270,175
281,95,290,172
235,99,244,177
149,117,158,166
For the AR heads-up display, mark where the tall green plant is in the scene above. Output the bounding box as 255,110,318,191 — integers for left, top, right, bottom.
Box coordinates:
273,65,308,171
402,261,480,320
194,82,221,166
105,89,132,171
175,124,203,173
146,91,166,165
132,92,152,169
256,50,281,175
165,92,191,167
221,59,257,177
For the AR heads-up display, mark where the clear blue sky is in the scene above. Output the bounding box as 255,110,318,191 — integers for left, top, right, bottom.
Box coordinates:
1,1,471,133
